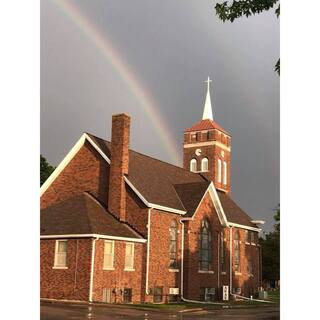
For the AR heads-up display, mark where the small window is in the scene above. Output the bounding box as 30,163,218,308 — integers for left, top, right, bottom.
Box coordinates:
245,230,250,243
190,159,197,172
250,231,255,244
217,159,222,183
123,288,132,303
54,240,67,268
199,219,212,271
247,259,253,275
125,243,134,270
103,240,115,269
234,230,240,272
153,286,163,303
169,220,178,268
223,161,227,185
201,158,209,172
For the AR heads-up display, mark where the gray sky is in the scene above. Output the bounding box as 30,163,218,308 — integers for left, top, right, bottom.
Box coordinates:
41,0,279,232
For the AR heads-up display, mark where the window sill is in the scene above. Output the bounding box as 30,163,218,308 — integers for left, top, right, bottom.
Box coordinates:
234,272,242,276
169,269,179,273
198,270,214,274
220,271,227,275
124,268,135,272
251,243,256,246
245,242,250,245
103,267,115,271
52,266,68,269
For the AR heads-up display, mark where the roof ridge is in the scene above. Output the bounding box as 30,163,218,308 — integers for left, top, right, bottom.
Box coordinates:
85,132,207,181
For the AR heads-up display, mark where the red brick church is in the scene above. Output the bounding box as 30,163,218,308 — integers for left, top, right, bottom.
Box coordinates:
40,78,264,303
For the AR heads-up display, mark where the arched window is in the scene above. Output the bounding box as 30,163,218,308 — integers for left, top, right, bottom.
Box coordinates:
217,159,222,183
190,159,197,172
223,161,227,185
169,220,178,268
199,218,212,271
234,229,240,272
201,158,209,172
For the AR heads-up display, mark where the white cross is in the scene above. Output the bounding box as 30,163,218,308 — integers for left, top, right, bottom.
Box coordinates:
204,76,212,91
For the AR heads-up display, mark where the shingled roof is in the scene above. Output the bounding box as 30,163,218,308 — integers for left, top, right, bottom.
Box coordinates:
41,192,144,239
87,133,208,212
184,119,230,135
86,133,256,227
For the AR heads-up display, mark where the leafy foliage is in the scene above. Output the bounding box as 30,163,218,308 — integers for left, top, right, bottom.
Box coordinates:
40,155,55,186
259,204,280,281
215,1,280,74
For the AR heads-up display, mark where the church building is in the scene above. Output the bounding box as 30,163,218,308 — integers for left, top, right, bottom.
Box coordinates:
40,78,264,303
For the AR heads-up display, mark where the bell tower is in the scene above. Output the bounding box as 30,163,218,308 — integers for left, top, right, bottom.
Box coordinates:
183,77,231,193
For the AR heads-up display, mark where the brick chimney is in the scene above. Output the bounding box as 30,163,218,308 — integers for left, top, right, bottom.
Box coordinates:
108,113,130,222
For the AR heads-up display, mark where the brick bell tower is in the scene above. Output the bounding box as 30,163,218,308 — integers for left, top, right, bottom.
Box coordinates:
183,77,231,193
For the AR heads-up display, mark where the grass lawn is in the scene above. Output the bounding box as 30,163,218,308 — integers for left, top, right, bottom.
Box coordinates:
267,289,280,303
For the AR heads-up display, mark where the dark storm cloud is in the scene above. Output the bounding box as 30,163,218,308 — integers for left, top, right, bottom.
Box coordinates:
41,0,279,231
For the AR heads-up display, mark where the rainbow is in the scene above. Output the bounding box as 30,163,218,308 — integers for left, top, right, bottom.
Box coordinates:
52,0,181,165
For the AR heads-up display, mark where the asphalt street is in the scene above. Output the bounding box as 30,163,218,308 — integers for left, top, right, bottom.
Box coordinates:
41,302,280,320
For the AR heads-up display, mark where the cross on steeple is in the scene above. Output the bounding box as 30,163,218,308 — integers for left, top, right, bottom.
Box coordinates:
202,76,213,121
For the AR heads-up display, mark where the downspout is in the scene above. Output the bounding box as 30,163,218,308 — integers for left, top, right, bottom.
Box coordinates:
73,239,79,294
145,208,152,295
89,237,99,302
229,226,233,294
179,220,185,297
217,231,220,290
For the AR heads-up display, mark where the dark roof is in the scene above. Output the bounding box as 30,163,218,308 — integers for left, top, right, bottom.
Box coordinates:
87,133,207,211
41,192,144,239
86,133,255,227
217,191,257,228
184,119,230,135
174,182,210,217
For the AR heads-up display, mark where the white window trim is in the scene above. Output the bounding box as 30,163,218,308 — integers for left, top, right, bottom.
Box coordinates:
53,240,68,268
103,240,115,270
198,270,214,274
190,159,197,172
218,159,222,183
223,161,227,185
169,268,180,273
124,242,135,271
201,158,209,172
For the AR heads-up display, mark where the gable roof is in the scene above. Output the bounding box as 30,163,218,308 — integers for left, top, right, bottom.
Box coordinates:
87,133,208,213
184,119,230,135
40,192,145,240
41,132,259,229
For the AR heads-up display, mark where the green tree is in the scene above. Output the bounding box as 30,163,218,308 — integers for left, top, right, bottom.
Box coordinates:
259,204,280,283
40,155,55,186
214,0,280,75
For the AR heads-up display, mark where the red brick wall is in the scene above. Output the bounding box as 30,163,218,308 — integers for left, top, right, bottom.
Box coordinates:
125,185,149,237
183,192,223,300
182,192,260,299
40,239,92,301
183,129,231,194
108,114,130,221
41,141,109,209
145,209,182,303
92,239,145,303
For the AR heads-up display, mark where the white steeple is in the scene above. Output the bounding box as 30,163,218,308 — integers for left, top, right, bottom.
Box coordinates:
202,76,213,120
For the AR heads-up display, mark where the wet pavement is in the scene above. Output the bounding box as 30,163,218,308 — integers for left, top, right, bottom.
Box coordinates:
41,302,280,320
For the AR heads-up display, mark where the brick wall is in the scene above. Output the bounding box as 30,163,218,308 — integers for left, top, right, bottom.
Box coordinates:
145,209,182,303
41,141,109,209
40,239,92,301
92,239,145,303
